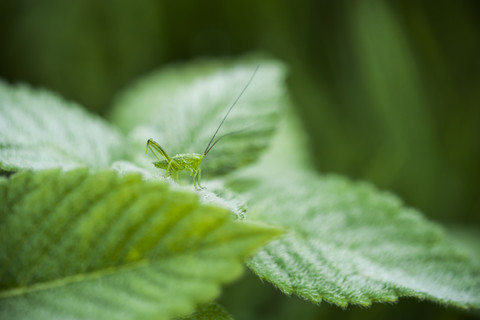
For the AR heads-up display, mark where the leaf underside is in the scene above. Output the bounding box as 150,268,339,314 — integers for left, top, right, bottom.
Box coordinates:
177,303,233,320
0,80,125,172
0,169,280,320
228,167,480,309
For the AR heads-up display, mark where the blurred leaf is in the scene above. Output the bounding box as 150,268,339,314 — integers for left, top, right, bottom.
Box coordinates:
178,303,233,320
110,58,288,176
227,165,480,309
0,169,281,319
0,80,125,171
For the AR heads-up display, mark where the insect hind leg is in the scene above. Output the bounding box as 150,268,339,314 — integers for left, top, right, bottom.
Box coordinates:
145,139,172,162
165,161,181,181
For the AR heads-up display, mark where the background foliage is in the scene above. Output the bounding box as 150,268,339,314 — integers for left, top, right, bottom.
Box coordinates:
1,1,479,319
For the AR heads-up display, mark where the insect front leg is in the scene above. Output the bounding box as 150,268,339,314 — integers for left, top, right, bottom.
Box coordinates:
195,168,204,189
187,167,203,190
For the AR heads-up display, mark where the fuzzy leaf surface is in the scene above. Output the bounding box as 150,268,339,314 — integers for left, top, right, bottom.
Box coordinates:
110,58,288,176
0,80,124,171
178,303,233,320
0,169,280,320
228,167,480,309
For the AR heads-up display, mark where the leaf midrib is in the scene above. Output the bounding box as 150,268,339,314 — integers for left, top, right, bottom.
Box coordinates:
0,231,240,301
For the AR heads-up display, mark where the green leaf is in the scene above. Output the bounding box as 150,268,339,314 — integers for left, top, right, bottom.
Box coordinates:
0,80,125,171
227,167,480,309
0,169,281,320
110,58,288,176
178,303,233,320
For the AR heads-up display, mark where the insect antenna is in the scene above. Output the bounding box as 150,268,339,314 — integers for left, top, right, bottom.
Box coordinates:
203,129,246,156
203,64,260,156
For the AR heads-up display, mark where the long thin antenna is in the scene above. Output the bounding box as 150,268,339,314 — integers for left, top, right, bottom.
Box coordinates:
203,65,260,156
203,128,246,156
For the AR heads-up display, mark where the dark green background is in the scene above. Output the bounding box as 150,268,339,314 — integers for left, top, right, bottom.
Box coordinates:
1,1,479,319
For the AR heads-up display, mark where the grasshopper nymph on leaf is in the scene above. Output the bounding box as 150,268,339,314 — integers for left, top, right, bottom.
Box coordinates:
146,65,259,190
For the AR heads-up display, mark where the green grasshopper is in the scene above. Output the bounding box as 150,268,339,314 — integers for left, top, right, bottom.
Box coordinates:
146,65,259,189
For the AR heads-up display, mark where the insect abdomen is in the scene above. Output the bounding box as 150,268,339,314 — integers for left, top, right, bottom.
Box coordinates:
175,153,204,169
154,153,204,171
153,160,170,170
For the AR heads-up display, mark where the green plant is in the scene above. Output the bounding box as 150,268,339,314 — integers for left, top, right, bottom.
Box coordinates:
1,58,479,319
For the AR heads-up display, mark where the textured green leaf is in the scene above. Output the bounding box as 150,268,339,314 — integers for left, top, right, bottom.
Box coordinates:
0,169,281,319
178,303,233,320
0,80,125,171
110,58,288,176
227,167,480,309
